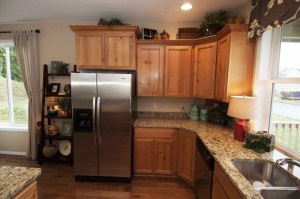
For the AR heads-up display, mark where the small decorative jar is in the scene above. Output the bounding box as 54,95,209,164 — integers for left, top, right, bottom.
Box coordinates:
48,124,59,136
200,106,208,122
160,30,170,40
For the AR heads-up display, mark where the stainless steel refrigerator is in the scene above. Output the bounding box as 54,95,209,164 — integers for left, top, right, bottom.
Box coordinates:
71,71,135,182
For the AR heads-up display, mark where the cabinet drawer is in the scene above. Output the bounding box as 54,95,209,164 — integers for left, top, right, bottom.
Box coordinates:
135,128,177,138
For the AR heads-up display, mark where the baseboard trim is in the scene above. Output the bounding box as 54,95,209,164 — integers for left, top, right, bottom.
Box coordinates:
0,151,26,156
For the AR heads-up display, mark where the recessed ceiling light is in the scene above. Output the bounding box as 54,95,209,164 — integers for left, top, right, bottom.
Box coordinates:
180,3,193,11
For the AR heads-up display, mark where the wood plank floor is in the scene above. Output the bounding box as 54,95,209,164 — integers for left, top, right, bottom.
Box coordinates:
0,155,195,199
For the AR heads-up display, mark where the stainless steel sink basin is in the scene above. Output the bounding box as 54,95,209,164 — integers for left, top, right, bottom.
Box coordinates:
259,188,300,199
231,159,299,187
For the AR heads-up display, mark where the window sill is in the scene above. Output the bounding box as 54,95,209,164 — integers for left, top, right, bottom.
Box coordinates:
275,144,300,162
0,126,28,132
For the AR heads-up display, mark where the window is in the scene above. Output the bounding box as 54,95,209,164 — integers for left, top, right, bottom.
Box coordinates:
268,19,300,157
0,41,28,129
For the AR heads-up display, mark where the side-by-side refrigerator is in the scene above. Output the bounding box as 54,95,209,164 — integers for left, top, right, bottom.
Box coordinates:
71,71,135,182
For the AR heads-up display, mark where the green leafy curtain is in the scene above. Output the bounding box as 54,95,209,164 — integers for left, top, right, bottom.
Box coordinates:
248,0,300,38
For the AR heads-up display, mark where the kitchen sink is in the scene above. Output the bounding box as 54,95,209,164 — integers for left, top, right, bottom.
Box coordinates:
259,188,300,199
231,159,299,187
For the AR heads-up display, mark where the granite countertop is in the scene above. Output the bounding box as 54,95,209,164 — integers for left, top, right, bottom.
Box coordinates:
0,166,41,199
134,118,300,199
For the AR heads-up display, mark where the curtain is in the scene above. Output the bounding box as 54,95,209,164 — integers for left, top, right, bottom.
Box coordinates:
248,0,300,38
13,31,41,160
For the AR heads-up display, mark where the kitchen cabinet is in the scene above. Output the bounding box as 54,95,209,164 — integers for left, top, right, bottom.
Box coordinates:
70,26,139,71
134,128,178,175
177,129,196,184
215,26,255,102
165,46,193,97
14,181,37,199
193,42,217,99
212,162,242,199
212,175,229,199
137,45,164,96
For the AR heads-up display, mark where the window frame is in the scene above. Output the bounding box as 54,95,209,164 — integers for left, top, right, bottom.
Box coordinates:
0,41,28,131
253,24,300,160
264,27,300,159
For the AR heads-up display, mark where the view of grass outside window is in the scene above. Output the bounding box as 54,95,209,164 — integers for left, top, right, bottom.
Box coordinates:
0,45,28,128
269,19,300,156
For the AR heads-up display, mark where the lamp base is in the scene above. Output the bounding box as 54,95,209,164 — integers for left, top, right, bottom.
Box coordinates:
234,119,248,142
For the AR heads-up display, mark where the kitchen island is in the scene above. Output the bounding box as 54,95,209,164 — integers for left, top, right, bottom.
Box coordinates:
0,166,41,199
134,118,300,199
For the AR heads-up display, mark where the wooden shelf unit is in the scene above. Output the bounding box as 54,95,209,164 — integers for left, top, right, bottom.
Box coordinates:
38,64,74,166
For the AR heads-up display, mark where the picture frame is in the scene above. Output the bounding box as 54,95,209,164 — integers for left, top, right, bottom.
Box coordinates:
50,61,63,74
48,83,60,95
61,121,72,136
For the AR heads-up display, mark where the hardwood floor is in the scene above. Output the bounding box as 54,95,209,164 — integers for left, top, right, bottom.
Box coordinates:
0,155,195,199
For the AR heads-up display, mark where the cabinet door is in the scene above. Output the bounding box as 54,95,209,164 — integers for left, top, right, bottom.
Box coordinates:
215,35,230,101
193,42,217,99
137,45,164,96
213,163,243,199
212,175,229,199
14,181,38,199
165,46,192,97
105,32,135,70
154,138,176,174
76,33,105,69
177,129,196,184
134,137,154,174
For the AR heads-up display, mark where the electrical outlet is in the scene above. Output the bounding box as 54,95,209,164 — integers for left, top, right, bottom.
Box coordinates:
181,106,185,112
153,103,157,109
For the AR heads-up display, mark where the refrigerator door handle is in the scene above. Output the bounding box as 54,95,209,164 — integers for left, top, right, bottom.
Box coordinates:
97,96,101,145
92,97,97,145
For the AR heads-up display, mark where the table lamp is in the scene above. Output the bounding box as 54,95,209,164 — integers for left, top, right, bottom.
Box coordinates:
227,96,256,142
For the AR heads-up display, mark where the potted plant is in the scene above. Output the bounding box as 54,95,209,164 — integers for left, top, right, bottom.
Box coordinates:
58,98,71,117
198,10,228,37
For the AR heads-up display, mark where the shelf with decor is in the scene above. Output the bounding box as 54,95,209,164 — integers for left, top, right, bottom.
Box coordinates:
38,63,76,166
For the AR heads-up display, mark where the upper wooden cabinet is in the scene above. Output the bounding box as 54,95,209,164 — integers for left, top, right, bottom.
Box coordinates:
70,26,139,71
165,46,193,97
214,26,255,102
193,42,217,99
137,45,164,96
135,25,255,99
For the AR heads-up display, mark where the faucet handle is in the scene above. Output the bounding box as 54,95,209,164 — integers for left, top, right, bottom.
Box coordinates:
276,158,292,165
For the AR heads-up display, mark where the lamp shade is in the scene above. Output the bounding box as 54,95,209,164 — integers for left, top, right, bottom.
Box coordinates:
227,96,256,119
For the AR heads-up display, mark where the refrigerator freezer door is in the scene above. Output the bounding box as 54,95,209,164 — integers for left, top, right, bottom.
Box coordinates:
71,73,97,109
71,73,98,176
97,73,133,178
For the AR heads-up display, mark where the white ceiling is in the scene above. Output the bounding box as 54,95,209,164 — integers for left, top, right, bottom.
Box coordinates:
0,0,249,24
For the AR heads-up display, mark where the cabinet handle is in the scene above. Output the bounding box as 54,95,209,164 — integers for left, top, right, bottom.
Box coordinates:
92,97,97,145
97,97,101,145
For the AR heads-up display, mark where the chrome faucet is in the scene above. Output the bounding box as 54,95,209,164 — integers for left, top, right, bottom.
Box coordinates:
276,158,300,173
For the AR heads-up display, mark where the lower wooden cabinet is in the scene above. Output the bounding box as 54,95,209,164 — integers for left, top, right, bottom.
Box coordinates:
134,127,197,185
177,129,196,184
212,163,242,199
212,175,229,199
134,128,178,175
14,181,38,199
134,137,154,174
